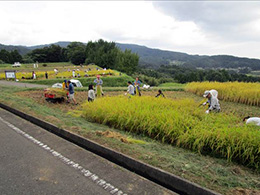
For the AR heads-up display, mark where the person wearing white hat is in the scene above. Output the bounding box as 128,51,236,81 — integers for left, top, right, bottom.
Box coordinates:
202,89,218,104
202,90,220,114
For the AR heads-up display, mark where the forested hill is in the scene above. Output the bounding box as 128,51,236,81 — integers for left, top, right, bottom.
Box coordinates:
116,43,198,68
1,41,260,70
0,44,30,56
28,41,71,50
116,43,260,70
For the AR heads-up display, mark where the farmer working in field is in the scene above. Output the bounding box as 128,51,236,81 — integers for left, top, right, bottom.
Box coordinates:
62,80,68,90
125,81,135,96
243,116,260,126
32,71,36,79
88,84,95,102
67,80,78,105
202,90,220,114
94,75,104,97
133,77,141,96
155,89,165,98
201,89,218,105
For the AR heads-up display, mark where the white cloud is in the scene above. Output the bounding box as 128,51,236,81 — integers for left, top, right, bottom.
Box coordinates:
152,1,260,57
0,1,259,59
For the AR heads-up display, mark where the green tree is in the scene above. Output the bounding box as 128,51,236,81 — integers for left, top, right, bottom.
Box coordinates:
9,50,22,63
47,44,63,62
85,39,117,68
70,49,86,65
0,49,10,63
28,45,66,63
22,54,34,63
29,48,48,62
67,42,85,61
116,49,139,74
85,39,139,74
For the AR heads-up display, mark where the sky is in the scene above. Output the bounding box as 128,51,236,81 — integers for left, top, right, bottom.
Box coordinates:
0,1,260,59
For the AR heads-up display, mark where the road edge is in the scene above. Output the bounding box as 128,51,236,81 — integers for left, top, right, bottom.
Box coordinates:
0,102,220,195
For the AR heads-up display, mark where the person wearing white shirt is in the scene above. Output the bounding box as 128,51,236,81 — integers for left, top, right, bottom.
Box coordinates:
243,116,260,126
202,90,220,114
126,81,135,96
88,85,95,102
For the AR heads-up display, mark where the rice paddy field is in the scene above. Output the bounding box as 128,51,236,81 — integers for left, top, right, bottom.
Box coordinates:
80,95,260,169
186,81,260,106
0,67,116,80
1,80,260,194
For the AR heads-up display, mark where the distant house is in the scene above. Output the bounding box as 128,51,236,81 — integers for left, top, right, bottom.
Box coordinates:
12,62,21,67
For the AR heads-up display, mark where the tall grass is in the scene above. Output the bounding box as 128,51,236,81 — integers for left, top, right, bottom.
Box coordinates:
81,96,260,169
186,81,260,106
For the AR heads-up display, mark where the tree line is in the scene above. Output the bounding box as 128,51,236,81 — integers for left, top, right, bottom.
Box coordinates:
0,39,139,75
136,65,260,85
1,39,260,84
0,49,23,64
27,40,139,74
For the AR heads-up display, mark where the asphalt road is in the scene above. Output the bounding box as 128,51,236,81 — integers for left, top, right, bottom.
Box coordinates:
0,108,176,195
0,80,48,88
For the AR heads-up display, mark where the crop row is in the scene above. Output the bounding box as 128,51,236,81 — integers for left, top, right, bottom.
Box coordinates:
186,81,260,106
81,96,260,169
0,69,116,80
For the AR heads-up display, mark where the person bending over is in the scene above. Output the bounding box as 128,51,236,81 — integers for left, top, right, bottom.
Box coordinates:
203,90,220,114
243,116,260,126
155,90,165,98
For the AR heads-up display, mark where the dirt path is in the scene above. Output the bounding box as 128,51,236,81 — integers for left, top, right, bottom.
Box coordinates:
0,80,48,88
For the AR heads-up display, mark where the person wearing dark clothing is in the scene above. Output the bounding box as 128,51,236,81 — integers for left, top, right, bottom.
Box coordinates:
133,77,141,96
67,80,78,105
155,90,165,98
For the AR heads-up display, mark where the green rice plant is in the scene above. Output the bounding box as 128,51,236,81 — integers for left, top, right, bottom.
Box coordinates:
80,96,260,169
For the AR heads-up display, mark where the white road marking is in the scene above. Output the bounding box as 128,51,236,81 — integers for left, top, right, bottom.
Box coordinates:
0,117,127,195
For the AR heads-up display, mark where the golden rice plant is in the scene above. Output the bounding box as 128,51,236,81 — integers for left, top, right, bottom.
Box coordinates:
0,71,55,80
186,81,260,106
0,73,5,79
44,88,67,98
80,96,260,169
17,71,55,79
0,68,115,80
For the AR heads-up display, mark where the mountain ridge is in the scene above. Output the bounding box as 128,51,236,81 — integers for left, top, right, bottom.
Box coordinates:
1,41,260,70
